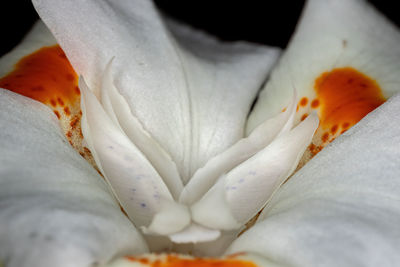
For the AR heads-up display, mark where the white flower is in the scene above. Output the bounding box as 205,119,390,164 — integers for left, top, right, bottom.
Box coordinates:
1,0,400,266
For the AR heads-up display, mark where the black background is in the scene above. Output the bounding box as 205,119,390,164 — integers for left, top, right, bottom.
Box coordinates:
0,1,399,57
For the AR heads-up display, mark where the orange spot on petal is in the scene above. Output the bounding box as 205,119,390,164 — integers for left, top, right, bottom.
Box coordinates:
0,45,79,110
330,124,338,135
314,67,385,130
322,132,330,143
301,113,308,121
311,99,320,108
299,97,308,107
125,255,258,267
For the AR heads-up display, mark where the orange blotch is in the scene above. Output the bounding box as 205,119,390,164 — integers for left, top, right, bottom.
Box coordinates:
314,67,385,131
301,113,308,121
125,255,258,267
311,99,320,109
302,67,386,160
299,97,308,107
330,124,338,135
0,45,79,108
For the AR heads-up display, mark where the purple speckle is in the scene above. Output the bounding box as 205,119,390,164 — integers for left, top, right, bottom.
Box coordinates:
140,203,147,208
239,178,245,183
131,188,136,192
249,171,256,176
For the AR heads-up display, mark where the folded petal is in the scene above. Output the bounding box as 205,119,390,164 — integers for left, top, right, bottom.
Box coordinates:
0,89,147,267
179,92,297,205
227,93,400,266
32,0,280,182
100,60,183,199
80,78,190,235
191,114,318,230
247,0,400,163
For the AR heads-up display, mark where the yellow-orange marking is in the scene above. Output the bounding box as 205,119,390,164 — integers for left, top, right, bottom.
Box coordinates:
0,45,97,169
125,255,258,267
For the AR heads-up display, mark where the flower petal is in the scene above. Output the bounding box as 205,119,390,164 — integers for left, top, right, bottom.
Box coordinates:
227,93,400,266
179,91,297,205
0,89,147,267
32,0,280,182
191,114,318,230
247,0,400,162
100,59,183,199
79,78,190,235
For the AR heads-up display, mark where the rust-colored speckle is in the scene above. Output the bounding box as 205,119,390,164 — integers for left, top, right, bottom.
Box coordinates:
83,147,91,155
330,124,338,135
57,97,65,106
64,106,71,116
322,132,330,143
50,99,57,107
70,116,80,128
311,99,320,108
301,113,308,121
54,110,60,119
299,97,308,107
342,122,350,129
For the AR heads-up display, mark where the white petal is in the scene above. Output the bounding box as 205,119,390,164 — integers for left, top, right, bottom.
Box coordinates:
227,93,400,266
180,91,297,205
101,60,183,199
0,89,147,267
169,223,221,244
248,0,400,132
79,78,190,234
191,114,318,229
33,0,280,182
141,201,190,236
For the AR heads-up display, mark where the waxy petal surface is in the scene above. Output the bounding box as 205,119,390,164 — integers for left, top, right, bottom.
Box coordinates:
191,114,318,230
0,89,147,267
247,0,400,162
32,0,280,182
80,78,190,235
228,93,400,266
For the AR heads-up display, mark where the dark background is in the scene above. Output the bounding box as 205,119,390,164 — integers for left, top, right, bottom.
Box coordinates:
0,1,399,57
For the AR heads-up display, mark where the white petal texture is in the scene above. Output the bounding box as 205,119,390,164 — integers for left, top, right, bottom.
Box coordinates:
191,114,318,230
32,0,280,183
227,93,400,267
0,89,148,267
79,77,190,236
247,0,400,163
